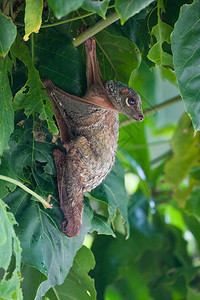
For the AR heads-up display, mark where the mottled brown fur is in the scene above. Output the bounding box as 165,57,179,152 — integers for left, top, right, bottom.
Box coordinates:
43,37,143,237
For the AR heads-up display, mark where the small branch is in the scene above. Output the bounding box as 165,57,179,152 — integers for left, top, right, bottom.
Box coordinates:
41,11,95,28
151,150,171,165
119,95,182,128
73,11,120,47
0,175,53,209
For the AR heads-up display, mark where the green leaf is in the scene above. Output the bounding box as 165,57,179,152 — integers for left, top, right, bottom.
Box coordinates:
115,0,156,25
147,22,173,66
91,158,130,238
147,0,173,67
0,57,14,156
0,199,22,300
91,196,163,299
96,30,141,83
47,246,96,299
0,117,106,298
46,0,84,19
189,166,200,181
82,0,110,19
12,35,58,134
4,189,94,299
185,186,200,220
0,12,17,57
164,113,199,187
89,214,116,237
171,0,200,133
0,155,18,199
118,120,150,180
24,0,43,41
34,28,86,96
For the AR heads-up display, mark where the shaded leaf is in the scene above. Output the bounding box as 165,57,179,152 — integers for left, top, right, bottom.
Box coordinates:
0,199,22,299
4,188,93,300
115,0,156,25
164,113,199,187
0,155,17,199
46,0,84,19
24,0,43,41
0,116,113,298
91,196,163,299
89,214,116,237
185,186,200,220
96,30,141,83
91,158,130,238
171,0,200,133
34,28,86,96
82,0,110,19
47,246,96,299
189,166,200,181
12,35,58,134
0,12,17,57
0,57,14,156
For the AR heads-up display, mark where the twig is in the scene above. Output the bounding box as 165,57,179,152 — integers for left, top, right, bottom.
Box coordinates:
0,175,53,209
73,11,120,47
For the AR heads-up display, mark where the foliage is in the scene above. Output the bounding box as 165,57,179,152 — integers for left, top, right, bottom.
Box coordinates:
0,0,200,299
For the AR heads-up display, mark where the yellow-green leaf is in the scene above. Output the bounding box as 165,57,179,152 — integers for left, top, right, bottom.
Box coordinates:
24,0,43,41
0,12,17,57
164,113,199,187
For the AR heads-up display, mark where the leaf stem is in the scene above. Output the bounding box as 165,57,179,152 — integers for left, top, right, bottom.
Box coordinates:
41,11,95,28
73,11,120,47
119,95,182,128
0,175,53,209
30,33,34,64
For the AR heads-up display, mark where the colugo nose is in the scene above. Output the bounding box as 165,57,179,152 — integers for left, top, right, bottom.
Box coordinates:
139,115,143,122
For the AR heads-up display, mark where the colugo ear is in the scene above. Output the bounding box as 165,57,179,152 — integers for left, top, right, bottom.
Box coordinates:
120,89,129,95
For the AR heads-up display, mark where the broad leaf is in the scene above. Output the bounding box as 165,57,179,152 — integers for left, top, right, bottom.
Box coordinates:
0,155,17,199
46,0,84,19
91,196,163,299
12,35,58,134
189,166,200,181
82,0,110,19
0,199,22,300
171,0,200,133
34,29,86,96
147,0,173,66
1,116,115,298
91,158,130,238
96,30,141,83
0,12,17,57
164,113,200,206
47,246,96,299
24,0,43,41
147,22,173,66
89,214,116,237
115,0,156,25
0,57,14,156
164,113,199,187
185,186,200,220
4,189,93,300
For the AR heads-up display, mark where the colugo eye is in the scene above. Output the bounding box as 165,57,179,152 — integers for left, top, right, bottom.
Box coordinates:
126,97,136,107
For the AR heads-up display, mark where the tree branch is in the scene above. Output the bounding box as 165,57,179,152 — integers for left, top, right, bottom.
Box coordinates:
72,11,120,47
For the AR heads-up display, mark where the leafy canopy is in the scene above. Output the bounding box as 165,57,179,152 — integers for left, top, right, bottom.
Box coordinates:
0,0,200,299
